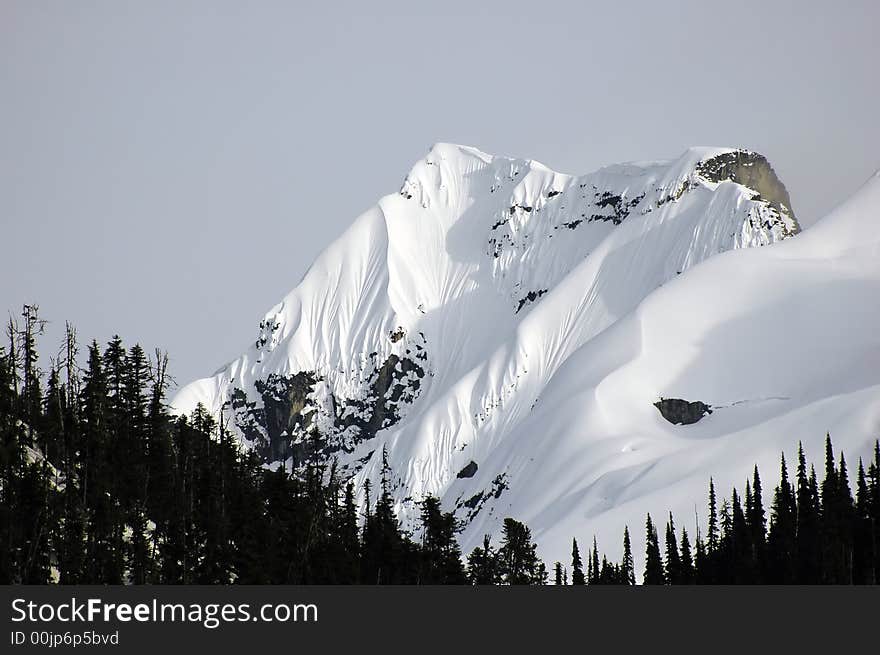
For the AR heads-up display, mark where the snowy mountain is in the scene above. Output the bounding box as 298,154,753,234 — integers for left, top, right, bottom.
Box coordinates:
173,143,880,568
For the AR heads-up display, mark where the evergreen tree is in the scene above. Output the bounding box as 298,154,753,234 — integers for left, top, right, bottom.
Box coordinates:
418,495,465,584
854,459,875,584
717,498,733,583
869,441,880,582
620,526,636,586
664,513,682,584
570,537,586,585
694,534,709,584
362,447,407,584
337,481,361,583
730,488,753,583
497,518,542,585
643,514,665,585
820,434,842,583
767,452,797,583
19,304,46,433
18,460,53,583
80,341,124,583
795,443,821,583
553,561,563,586
467,535,500,585
589,537,600,586
706,477,719,582
834,451,855,583
748,465,767,581
680,527,695,584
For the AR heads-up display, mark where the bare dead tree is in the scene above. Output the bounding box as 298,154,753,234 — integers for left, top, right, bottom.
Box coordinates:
63,321,80,417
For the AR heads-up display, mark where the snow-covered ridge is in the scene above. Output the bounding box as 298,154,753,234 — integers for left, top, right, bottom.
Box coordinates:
173,144,880,567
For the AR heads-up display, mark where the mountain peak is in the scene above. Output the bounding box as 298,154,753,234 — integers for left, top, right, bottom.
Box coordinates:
172,143,852,567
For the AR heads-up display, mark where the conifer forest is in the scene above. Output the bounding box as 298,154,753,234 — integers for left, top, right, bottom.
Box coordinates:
2,305,878,585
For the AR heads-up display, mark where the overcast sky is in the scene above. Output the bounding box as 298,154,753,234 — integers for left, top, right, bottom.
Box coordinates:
2,0,878,388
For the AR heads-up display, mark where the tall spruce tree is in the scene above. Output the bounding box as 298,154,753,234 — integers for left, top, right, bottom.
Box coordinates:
554,562,564,586
418,495,465,584
571,537,586,585
643,514,665,585
795,443,821,583
621,526,636,586
680,527,695,584
748,465,767,581
589,537,600,586
467,535,500,585
497,518,542,585
664,513,682,584
854,459,875,584
706,477,719,582
767,452,797,583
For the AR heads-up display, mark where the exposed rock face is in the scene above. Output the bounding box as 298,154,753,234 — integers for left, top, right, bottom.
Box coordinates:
696,150,800,235
654,398,713,425
457,461,478,479
227,337,428,468
228,371,324,463
455,473,509,523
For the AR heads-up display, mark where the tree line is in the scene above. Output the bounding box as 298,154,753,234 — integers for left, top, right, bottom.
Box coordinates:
1,305,878,585
559,436,880,585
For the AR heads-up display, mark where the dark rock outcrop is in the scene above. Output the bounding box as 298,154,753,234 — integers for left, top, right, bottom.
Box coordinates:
654,398,712,425
457,461,478,479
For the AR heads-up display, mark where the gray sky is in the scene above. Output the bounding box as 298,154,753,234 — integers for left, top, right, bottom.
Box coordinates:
2,0,878,389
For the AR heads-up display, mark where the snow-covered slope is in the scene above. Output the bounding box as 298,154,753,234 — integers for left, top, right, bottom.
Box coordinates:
174,144,880,568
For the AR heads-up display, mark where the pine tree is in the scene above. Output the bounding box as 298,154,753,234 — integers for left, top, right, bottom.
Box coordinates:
589,537,600,586
41,367,64,463
362,447,405,584
820,434,842,583
767,452,797,583
795,443,821,583
418,495,465,584
706,477,719,582
620,526,636,585
694,534,708,583
643,514,665,585
570,537,586,585
664,513,682,584
869,441,879,582
835,452,855,583
18,460,53,583
717,498,733,583
535,561,549,585
597,555,615,585
854,459,875,584
124,344,152,583
467,535,500,585
19,304,46,434
730,488,753,583
680,527,695,584
748,465,767,581
497,518,542,585
80,341,124,583
866,440,880,584
338,481,360,583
